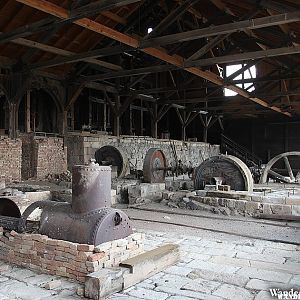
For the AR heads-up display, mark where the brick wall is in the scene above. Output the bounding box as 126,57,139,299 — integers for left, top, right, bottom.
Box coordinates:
0,228,144,283
35,137,67,179
66,133,220,171
0,137,22,182
21,135,67,180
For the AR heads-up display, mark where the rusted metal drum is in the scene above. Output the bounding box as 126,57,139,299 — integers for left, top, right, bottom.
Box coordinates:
95,145,129,178
72,160,111,213
143,148,167,183
194,155,254,192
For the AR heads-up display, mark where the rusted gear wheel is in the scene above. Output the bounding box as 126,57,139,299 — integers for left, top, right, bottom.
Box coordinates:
259,151,300,184
143,148,167,183
95,145,129,178
194,155,254,192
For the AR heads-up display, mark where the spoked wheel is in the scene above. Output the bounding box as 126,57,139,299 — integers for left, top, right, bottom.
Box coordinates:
259,151,300,184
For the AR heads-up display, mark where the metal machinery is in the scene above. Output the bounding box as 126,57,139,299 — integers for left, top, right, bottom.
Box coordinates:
193,155,254,192
95,146,193,183
0,160,133,246
142,148,193,183
95,145,129,178
259,151,300,184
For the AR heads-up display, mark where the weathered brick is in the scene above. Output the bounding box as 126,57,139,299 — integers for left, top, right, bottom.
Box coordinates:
88,252,106,262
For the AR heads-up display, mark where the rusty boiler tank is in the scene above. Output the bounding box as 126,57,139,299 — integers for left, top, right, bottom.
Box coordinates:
38,160,133,245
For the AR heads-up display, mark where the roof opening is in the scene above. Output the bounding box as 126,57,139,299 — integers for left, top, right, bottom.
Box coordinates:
224,64,256,96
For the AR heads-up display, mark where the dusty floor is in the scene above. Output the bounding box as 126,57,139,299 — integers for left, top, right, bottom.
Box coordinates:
0,210,299,300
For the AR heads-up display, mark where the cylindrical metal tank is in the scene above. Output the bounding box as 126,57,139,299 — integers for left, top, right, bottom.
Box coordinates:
39,203,133,245
72,160,111,213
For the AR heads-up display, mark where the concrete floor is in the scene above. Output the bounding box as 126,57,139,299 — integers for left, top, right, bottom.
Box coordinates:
123,203,300,244
0,210,299,300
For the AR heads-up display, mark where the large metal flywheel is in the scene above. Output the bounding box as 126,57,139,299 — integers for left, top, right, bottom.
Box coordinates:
143,148,167,183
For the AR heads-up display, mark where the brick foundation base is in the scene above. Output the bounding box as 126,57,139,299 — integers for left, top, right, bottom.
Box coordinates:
0,227,144,283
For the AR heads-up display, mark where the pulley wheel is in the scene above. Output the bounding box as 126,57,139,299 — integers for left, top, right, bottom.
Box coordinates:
194,155,253,191
143,148,167,183
95,145,128,178
259,151,300,184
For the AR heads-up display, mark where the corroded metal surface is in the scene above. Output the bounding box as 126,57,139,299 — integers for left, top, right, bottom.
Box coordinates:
38,160,132,245
95,145,128,178
194,155,254,192
143,148,167,183
260,151,300,184
39,203,132,245
72,161,111,213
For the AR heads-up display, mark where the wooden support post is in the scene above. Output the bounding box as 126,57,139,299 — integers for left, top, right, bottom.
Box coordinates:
25,90,31,133
152,120,158,139
129,105,133,135
103,103,107,131
58,110,67,135
203,125,208,143
71,104,75,130
114,96,120,137
182,125,186,142
8,102,17,139
140,99,143,135
88,96,92,127
115,115,120,137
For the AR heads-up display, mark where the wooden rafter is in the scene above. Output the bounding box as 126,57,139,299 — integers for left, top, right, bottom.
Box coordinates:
15,0,292,117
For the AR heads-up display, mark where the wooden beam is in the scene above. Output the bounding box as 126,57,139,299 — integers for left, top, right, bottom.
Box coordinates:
29,45,131,70
0,0,141,44
141,12,300,47
65,84,85,110
80,65,177,82
16,0,291,117
145,0,200,39
185,46,300,68
12,38,122,70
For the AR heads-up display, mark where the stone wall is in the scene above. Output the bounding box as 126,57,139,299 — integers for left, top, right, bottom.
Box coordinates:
66,133,220,171
162,189,300,217
0,228,144,283
0,137,22,182
21,135,67,180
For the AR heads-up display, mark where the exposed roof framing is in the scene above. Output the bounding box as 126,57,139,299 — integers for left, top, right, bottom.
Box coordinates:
0,0,299,119
12,0,296,117
141,12,300,47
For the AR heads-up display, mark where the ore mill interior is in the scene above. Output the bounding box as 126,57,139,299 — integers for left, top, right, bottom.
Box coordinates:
0,1,300,300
